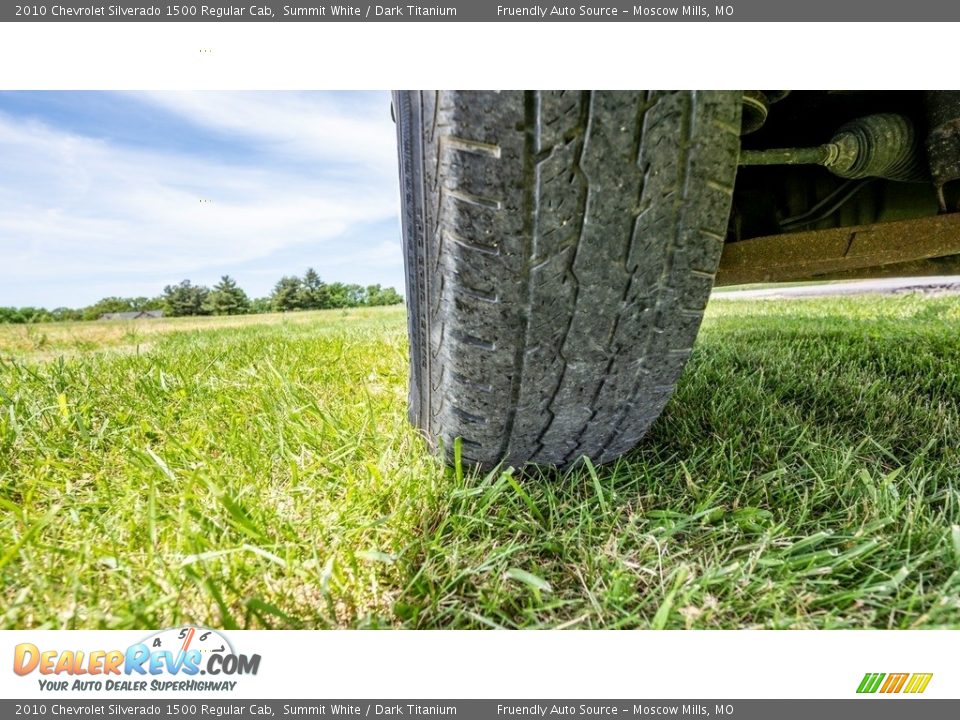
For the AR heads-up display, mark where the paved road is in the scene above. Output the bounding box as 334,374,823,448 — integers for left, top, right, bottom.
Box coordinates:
713,276,960,300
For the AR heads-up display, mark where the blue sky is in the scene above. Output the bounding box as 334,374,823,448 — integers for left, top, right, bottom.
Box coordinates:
0,91,403,308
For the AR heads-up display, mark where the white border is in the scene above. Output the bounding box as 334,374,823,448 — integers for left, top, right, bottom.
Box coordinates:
1,630,954,699
0,14,955,706
0,22,954,90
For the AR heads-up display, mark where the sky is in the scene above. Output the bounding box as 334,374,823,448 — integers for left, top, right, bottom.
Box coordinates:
0,91,404,308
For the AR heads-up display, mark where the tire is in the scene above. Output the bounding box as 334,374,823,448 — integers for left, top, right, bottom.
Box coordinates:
394,91,741,469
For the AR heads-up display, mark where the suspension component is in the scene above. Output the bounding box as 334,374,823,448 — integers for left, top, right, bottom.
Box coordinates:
739,113,928,182
741,91,769,135
778,178,876,231
924,91,960,210
716,212,960,286
740,91,790,135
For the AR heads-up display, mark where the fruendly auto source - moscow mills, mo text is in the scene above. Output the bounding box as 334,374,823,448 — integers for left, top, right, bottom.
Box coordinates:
497,5,729,17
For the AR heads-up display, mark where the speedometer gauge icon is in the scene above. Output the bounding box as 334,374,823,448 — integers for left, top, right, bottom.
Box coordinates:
140,627,234,658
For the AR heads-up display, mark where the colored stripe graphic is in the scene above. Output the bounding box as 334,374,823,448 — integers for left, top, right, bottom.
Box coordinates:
857,673,885,693
880,673,909,693
904,673,934,694
857,672,932,694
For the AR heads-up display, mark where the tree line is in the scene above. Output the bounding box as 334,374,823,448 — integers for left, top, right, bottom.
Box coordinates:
0,268,404,324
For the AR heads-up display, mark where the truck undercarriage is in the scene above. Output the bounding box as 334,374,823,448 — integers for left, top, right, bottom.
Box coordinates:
719,90,960,286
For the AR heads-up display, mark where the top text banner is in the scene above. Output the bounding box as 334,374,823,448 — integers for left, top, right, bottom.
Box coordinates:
4,0,960,21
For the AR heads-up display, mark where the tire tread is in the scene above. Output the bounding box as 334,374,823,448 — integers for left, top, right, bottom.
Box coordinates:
395,90,741,468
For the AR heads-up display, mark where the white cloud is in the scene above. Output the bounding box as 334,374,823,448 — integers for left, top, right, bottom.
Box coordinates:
136,91,397,170
0,93,403,306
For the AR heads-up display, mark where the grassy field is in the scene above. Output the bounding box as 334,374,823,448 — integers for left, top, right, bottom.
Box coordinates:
2,297,960,629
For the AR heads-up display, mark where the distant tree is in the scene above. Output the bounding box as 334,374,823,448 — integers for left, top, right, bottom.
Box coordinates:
345,284,366,306
365,285,403,306
32,308,53,322
271,276,305,312
81,296,133,320
0,273,405,325
204,275,250,316
0,307,27,324
51,307,83,322
163,280,210,317
249,297,272,314
363,284,382,305
0,307,62,323
299,267,330,310
324,282,351,309
127,296,164,311
383,287,403,305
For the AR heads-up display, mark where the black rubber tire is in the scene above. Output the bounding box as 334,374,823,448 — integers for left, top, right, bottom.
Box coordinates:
394,91,741,469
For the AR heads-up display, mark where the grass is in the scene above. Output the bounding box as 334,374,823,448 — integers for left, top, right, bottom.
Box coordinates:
2,296,960,629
